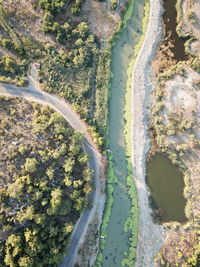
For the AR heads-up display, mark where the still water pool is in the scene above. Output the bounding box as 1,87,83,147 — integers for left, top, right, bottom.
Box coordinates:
147,153,187,223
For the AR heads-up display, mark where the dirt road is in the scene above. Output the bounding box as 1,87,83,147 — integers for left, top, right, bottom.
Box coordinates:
0,74,105,267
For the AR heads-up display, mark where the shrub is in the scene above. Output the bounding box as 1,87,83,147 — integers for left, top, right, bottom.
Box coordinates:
24,158,37,173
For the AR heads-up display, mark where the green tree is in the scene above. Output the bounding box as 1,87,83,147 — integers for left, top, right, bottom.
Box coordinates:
24,158,37,173
48,188,62,215
18,256,34,267
1,39,12,50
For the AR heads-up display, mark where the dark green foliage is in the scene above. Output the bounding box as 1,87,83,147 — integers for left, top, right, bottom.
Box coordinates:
0,0,110,146
0,98,93,267
71,0,85,15
39,0,67,15
111,0,117,10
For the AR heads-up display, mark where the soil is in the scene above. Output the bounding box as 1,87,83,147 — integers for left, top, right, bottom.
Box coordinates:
81,0,120,42
156,229,199,266
152,35,177,74
149,0,200,265
182,0,200,55
3,0,55,45
163,66,200,219
130,0,167,266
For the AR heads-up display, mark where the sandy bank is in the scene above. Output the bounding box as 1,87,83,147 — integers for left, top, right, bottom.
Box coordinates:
131,0,166,266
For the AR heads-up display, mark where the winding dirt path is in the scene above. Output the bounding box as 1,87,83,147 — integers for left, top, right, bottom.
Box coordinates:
0,71,105,267
131,0,166,266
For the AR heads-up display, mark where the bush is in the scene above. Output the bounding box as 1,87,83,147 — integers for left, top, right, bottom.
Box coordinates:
16,77,28,87
24,158,37,173
111,0,117,10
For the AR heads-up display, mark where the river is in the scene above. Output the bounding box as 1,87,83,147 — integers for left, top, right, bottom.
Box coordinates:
101,0,145,266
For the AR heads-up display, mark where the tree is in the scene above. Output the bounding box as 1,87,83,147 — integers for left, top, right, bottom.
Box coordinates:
48,188,62,215
2,56,14,70
16,77,28,87
111,0,117,10
76,22,89,38
71,6,80,15
64,176,72,187
18,256,34,267
24,158,37,173
6,234,21,248
1,39,12,50
64,223,74,233
64,158,74,173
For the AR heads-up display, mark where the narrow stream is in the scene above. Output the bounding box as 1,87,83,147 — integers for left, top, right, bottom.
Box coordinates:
101,0,145,266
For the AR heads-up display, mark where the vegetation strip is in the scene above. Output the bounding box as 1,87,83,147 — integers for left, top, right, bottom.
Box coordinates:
93,1,138,265
122,1,150,265
94,0,151,266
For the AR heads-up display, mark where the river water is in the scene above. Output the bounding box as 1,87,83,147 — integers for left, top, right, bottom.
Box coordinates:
101,0,145,266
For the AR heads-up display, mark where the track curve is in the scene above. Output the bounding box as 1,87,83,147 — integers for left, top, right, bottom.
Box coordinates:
0,74,104,267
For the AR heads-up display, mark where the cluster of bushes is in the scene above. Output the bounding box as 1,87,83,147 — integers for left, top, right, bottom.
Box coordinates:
0,55,25,76
37,0,112,144
1,38,25,55
40,0,85,41
39,0,67,14
71,0,85,15
94,49,111,136
39,0,84,16
0,0,111,146
0,1,47,83
0,98,93,267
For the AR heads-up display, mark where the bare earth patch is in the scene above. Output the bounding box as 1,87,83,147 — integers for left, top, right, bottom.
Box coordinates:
182,0,200,55
163,66,200,220
156,230,199,266
152,65,200,266
81,0,120,41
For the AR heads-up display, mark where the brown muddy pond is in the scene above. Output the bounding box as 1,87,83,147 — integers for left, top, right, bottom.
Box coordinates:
147,153,187,223
163,0,189,61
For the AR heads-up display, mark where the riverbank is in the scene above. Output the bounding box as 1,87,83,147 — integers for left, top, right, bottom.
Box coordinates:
94,0,148,266
130,0,166,265
146,0,200,265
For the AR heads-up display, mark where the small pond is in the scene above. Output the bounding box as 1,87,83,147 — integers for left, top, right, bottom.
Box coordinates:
147,153,187,223
163,0,189,61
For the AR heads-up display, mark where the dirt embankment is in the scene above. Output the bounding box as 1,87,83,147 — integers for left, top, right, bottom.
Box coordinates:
130,0,167,266
148,0,200,264
182,0,200,55
151,65,200,266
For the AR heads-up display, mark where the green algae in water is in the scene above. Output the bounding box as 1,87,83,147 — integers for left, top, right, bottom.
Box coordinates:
147,153,187,223
101,0,146,266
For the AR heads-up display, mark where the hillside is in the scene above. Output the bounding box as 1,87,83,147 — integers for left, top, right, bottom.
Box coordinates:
0,96,93,267
0,0,125,141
